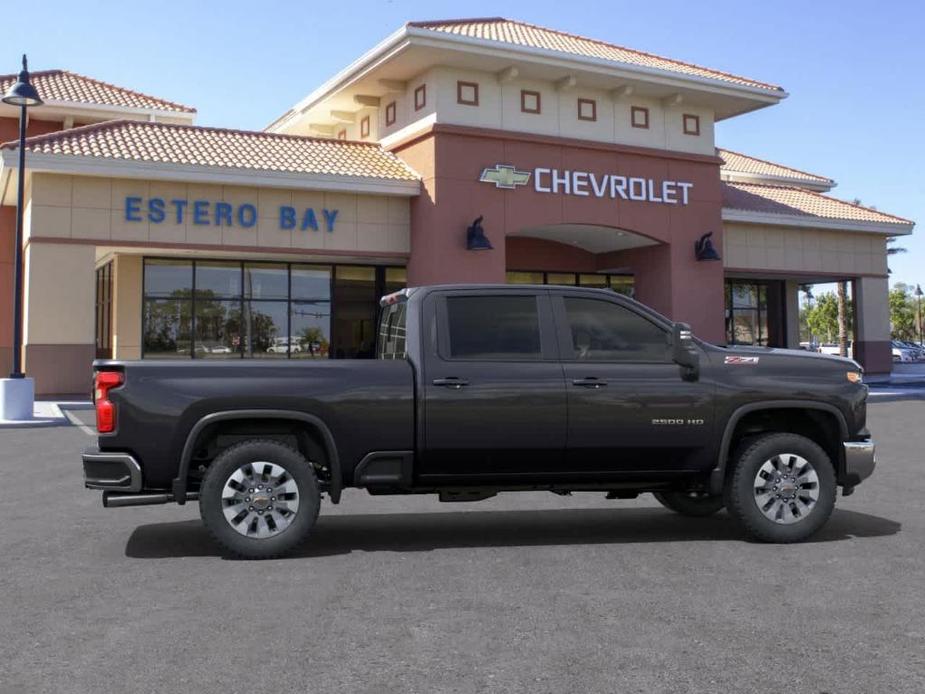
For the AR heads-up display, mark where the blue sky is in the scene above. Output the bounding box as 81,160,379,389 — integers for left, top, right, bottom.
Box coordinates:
8,0,924,289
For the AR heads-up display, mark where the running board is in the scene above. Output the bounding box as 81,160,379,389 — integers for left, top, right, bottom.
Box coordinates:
102,491,198,508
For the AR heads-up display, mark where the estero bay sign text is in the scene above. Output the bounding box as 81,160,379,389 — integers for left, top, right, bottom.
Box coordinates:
124,196,340,232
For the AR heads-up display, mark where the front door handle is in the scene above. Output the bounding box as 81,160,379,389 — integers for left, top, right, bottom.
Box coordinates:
433,377,469,389
572,377,608,388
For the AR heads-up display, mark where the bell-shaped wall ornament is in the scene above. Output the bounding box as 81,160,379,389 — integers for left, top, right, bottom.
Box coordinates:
694,231,721,261
466,215,493,251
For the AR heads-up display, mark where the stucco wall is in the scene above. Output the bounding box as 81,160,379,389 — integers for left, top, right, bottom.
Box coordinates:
27,173,411,255
723,223,889,276
379,66,715,156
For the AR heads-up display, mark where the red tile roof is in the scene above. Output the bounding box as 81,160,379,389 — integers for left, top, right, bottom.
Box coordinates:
1,120,419,181
0,70,195,114
719,148,833,187
409,18,783,92
722,182,912,226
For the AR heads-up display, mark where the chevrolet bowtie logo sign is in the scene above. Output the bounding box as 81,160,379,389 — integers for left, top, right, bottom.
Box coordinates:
479,164,531,190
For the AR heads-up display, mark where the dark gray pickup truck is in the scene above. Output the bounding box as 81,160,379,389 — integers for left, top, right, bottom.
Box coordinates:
83,284,875,558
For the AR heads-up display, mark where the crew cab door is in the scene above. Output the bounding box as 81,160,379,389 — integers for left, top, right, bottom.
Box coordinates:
551,292,713,474
419,290,567,482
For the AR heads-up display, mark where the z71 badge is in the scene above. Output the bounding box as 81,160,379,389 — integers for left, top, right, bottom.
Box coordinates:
725,355,760,365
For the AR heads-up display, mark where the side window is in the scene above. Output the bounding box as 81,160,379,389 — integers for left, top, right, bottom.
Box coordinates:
564,297,668,362
377,302,407,360
445,295,541,360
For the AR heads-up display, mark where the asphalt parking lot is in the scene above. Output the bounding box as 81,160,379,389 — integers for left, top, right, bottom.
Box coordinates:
1,396,923,694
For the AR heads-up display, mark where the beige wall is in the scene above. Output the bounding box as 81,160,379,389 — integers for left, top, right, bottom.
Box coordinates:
113,254,142,360
723,223,889,276
376,66,715,155
27,174,411,254
23,242,96,345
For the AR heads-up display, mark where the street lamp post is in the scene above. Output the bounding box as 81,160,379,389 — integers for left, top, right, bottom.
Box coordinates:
915,284,923,347
0,55,43,420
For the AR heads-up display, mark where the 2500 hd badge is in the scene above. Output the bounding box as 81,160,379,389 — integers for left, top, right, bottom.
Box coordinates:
83,284,876,559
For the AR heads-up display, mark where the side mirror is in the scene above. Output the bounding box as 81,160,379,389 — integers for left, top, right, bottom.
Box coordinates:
671,322,700,381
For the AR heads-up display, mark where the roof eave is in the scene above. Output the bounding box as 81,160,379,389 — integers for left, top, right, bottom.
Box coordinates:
266,23,787,132
720,170,835,193
722,208,915,235
0,149,421,199
404,27,788,102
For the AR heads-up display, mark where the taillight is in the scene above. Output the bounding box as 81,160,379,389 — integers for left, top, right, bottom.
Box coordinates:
94,370,123,433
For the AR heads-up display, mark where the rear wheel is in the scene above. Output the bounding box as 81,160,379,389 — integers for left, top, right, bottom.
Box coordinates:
653,491,725,517
199,439,321,559
725,433,836,543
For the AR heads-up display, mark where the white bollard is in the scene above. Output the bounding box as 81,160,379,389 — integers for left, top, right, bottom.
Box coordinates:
0,377,35,421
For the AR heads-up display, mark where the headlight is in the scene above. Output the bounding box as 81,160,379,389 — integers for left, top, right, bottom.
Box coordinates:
846,371,863,384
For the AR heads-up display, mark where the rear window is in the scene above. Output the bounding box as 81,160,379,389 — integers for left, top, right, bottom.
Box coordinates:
445,295,541,360
377,302,408,360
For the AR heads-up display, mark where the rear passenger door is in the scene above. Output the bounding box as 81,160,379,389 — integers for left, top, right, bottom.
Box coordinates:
420,290,567,483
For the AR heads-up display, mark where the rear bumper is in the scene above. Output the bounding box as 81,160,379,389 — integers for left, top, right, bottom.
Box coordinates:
83,447,142,492
843,439,876,488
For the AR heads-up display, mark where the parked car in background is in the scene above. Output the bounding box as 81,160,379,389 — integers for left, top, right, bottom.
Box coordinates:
818,343,853,358
892,341,917,362
898,341,924,361
267,337,302,354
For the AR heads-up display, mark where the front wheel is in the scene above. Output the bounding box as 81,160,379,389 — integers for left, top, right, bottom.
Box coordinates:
653,491,725,517
725,433,836,543
199,439,321,559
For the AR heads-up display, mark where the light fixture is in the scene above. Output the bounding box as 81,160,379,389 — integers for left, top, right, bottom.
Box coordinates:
466,215,493,251
2,55,43,107
694,231,721,261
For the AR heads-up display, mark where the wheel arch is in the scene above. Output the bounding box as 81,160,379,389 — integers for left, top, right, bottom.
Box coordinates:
710,401,848,495
172,410,342,504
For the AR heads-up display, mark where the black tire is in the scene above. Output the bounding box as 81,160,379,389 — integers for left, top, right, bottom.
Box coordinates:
724,432,836,543
653,491,725,517
199,439,321,559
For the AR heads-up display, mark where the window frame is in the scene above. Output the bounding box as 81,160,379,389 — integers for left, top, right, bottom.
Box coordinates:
414,84,426,111
384,101,396,126
631,105,650,129
520,89,541,115
683,113,701,136
577,97,597,122
360,115,370,139
435,291,559,363
456,81,479,106
550,291,673,365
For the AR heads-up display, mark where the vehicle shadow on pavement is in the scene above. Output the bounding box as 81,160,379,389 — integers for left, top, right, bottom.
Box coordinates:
124,507,901,560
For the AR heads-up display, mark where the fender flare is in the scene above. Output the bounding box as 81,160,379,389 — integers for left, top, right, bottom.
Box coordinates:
171,409,342,504
709,400,848,494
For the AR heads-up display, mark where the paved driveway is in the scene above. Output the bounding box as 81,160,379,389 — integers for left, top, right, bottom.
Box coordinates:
0,399,923,693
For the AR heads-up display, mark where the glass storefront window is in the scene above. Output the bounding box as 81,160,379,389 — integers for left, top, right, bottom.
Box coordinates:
546,273,577,286
333,266,377,359
506,271,544,285
143,297,192,358
142,259,402,360
507,271,634,296
243,300,289,358
144,259,192,298
195,261,241,299
244,263,288,300
384,267,407,295
726,280,773,346
194,299,241,358
291,301,331,359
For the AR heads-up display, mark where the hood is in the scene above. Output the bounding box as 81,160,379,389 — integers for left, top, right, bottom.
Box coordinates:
720,345,861,370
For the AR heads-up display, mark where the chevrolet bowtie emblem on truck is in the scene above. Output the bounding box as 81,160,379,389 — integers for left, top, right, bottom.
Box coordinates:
479,164,531,189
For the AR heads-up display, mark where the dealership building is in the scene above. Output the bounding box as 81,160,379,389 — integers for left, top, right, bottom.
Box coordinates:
0,17,914,394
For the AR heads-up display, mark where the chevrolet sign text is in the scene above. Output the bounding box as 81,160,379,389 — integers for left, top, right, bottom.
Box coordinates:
533,168,693,204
